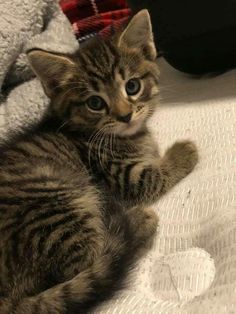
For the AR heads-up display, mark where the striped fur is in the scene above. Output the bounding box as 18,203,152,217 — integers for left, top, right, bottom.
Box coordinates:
0,10,198,313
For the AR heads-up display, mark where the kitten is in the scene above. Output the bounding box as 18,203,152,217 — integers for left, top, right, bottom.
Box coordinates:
0,10,198,314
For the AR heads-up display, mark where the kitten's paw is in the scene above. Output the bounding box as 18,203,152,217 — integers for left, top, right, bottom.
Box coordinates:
129,206,158,243
142,207,159,240
165,140,199,176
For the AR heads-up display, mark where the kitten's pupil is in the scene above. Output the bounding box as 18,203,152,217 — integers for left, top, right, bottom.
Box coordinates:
87,96,106,111
125,79,141,96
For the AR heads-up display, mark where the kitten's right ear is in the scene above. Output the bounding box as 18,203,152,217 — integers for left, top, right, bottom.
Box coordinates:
27,49,76,97
118,9,157,60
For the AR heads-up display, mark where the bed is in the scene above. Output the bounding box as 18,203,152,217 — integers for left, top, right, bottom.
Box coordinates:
1,1,235,311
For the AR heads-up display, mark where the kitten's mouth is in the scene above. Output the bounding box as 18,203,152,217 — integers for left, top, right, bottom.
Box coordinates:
114,115,146,137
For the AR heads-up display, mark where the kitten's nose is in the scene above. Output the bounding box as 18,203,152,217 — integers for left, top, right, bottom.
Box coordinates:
117,112,132,123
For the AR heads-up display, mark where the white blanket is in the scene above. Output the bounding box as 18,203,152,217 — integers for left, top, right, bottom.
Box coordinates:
95,58,236,313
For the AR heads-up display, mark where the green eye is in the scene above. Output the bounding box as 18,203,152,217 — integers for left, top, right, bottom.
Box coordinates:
125,78,141,96
86,96,106,111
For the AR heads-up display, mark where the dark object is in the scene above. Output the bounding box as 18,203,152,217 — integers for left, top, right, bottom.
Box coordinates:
128,0,236,74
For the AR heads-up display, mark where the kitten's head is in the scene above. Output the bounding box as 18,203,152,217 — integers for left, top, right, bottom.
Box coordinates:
28,10,159,137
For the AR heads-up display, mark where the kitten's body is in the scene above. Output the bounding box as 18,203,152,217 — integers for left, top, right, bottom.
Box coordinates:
0,10,198,313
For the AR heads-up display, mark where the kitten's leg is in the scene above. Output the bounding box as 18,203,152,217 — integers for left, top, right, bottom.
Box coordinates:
113,141,198,205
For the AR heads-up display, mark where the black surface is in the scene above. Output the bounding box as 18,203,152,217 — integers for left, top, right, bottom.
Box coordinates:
128,0,236,74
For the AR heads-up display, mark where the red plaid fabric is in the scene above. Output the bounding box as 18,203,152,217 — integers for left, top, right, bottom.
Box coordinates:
60,0,131,42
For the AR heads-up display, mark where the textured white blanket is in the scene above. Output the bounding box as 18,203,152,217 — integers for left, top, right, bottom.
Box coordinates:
95,58,236,313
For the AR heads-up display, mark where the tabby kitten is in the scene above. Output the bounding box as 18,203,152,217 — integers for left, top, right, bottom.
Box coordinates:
0,10,198,314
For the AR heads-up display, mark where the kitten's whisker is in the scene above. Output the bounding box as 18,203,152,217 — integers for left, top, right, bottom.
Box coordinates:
103,134,109,165
97,126,110,169
88,126,109,168
51,82,80,91
60,87,82,99
59,86,95,99
88,129,101,167
56,120,70,133
110,132,115,160
51,79,96,90
109,133,112,160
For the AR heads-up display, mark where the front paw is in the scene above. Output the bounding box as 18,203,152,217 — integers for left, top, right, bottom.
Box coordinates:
165,140,199,177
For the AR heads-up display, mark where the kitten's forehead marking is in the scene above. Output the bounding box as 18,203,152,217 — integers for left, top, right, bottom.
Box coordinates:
114,70,126,98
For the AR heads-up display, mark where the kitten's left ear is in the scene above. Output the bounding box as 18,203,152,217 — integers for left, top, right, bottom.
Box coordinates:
27,49,76,97
118,9,157,60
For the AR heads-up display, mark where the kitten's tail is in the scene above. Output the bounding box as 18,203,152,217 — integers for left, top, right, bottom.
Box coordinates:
0,217,136,314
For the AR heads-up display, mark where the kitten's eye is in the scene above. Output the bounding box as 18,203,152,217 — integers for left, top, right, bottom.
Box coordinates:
86,96,106,111
125,79,141,96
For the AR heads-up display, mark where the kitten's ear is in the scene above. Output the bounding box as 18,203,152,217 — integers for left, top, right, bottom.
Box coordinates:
27,49,76,97
118,9,157,60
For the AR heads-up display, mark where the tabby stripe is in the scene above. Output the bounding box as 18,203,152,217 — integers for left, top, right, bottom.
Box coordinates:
10,298,40,314
0,202,70,233
0,194,54,205
61,254,83,272
19,187,69,194
59,225,97,263
9,147,31,158
26,138,52,155
140,92,152,103
114,164,123,191
105,160,114,173
87,70,107,83
45,213,93,258
46,227,80,259
61,242,83,266
110,47,120,78
123,163,138,198
152,170,162,195
77,53,89,69
16,208,71,236
89,79,99,92
0,197,25,205
37,218,84,258
158,176,166,195
40,135,74,163
18,193,72,218
102,172,111,187
147,170,156,195
87,51,104,71
31,301,41,314
23,214,77,257
141,71,159,85
0,166,29,176
0,177,58,186
137,167,152,196
108,43,120,63
111,62,116,79
119,67,125,80
10,209,73,263
146,168,155,194
62,283,79,311
4,248,14,281
102,43,112,65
